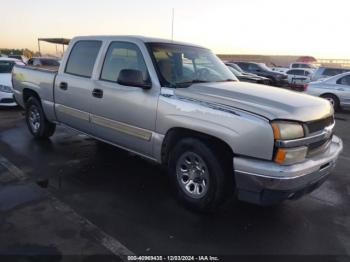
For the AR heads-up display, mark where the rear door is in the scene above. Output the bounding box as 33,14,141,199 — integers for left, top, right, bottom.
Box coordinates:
54,40,102,134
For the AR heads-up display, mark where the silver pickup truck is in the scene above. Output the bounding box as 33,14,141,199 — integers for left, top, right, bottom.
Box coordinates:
12,36,343,211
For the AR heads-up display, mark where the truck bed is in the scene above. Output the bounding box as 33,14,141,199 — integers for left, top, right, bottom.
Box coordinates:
12,65,57,121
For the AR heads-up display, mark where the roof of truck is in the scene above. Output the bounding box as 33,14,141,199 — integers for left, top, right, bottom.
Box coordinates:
71,35,207,49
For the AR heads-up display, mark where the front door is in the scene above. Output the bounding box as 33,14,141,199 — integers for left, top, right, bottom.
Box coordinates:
89,41,159,157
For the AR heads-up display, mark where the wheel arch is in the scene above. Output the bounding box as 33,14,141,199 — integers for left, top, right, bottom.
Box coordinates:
23,88,41,108
161,127,234,167
320,92,340,100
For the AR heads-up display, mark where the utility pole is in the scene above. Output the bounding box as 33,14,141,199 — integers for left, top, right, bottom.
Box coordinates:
171,8,174,41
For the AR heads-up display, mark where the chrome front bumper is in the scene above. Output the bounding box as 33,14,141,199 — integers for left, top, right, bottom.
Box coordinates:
234,135,343,205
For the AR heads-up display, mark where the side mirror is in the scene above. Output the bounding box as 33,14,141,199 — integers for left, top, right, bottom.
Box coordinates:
117,69,152,89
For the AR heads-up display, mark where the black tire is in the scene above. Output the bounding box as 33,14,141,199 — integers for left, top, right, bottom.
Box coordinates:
321,94,340,111
168,138,232,212
25,97,56,139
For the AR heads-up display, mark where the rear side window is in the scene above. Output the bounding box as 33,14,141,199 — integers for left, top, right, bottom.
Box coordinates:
65,41,102,78
336,75,350,86
323,68,343,76
100,42,149,83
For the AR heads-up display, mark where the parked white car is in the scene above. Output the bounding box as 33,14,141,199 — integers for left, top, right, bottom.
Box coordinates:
305,71,350,111
271,63,317,74
0,58,25,106
289,62,317,70
285,68,314,85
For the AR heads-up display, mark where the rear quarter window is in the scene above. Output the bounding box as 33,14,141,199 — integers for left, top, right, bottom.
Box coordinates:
65,40,102,78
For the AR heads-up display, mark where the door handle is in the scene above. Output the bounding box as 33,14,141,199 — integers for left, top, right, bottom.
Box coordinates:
59,82,68,90
92,88,103,98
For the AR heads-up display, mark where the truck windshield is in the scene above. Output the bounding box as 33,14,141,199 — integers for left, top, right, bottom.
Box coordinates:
148,43,237,88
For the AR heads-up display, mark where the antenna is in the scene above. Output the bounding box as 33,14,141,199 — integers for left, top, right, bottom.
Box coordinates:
171,8,174,41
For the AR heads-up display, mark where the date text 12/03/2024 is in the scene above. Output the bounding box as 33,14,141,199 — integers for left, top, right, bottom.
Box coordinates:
127,255,220,261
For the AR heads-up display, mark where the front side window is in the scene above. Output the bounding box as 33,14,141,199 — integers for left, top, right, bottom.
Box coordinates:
101,42,149,83
247,63,260,71
148,43,236,88
65,40,102,78
236,62,248,71
291,64,299,68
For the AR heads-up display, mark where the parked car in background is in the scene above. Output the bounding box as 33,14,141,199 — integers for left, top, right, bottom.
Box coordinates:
234,61,288,86
12,35,343,211
305,72,350,111
7,55,28,64
226,62,264,77
27,57,60,70
271,66,288,73
226,64,271,85
0,58,25,106
271,63,317,73
286,69,313,85
290,62,317,70
311,66,350,81
226,62,245,73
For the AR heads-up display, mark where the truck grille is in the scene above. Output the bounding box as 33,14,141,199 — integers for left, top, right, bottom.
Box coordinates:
307,136,332,157
305,115,334,134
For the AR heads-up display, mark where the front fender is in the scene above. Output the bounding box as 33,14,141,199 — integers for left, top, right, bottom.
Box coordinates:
156,95,275,160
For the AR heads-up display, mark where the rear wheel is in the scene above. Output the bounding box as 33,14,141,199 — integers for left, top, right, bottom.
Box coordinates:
321,94,340,111
25,97,56,139
168,138,232,212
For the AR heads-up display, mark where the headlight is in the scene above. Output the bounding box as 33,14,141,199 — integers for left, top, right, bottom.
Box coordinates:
0,85,13,93
271,121,307,165
274,146,308,165
271,121,304,140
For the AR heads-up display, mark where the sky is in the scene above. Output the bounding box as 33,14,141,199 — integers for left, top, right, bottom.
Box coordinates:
1,0,349,58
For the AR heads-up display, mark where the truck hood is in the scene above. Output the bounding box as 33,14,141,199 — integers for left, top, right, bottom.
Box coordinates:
174,82,333,122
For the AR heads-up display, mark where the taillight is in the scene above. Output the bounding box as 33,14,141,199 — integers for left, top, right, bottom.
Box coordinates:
303,84,308,91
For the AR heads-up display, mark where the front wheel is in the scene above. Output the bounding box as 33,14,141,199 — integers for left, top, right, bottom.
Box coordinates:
26,97,56,139
168,138,232,212
321,94,340,111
